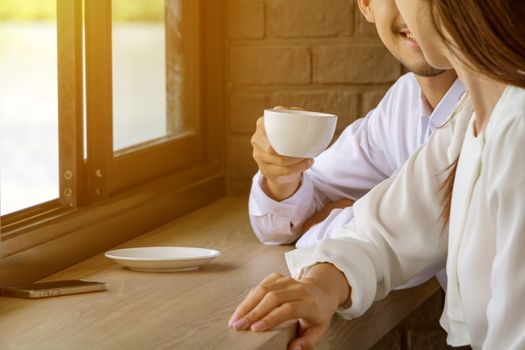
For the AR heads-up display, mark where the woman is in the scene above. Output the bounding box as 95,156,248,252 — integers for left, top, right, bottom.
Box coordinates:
229,1,525,349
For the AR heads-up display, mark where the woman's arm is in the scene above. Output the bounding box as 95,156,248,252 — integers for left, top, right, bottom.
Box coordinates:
483,117,525,349
286,109,469,319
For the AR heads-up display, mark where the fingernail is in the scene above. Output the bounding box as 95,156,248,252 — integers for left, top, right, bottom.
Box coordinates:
228,313,239,327
251,320,267,332
232,318,249,330
293,345,303,350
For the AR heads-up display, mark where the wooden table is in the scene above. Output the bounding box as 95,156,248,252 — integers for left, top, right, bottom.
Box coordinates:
0,197,439,349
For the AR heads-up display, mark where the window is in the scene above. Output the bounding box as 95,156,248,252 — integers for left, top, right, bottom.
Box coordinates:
84,0,202,198
112,0,170,151
0,0,59,215
0,0,224,254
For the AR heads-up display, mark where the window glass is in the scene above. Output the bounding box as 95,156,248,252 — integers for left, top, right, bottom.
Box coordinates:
0,0,59,215
112,0,169,151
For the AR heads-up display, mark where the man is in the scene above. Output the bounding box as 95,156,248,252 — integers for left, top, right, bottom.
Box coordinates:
248,0,464,288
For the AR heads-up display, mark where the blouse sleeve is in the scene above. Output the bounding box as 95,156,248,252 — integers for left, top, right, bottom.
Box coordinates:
482,116,525,349
286,109,470,319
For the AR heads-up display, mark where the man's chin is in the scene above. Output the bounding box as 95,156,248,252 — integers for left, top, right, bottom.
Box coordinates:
404,63,445,77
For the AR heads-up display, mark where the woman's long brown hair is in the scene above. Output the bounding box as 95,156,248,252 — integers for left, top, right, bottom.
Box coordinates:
428,0,525,225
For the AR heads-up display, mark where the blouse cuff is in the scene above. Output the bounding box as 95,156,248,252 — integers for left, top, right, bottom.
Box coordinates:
285,237,378,320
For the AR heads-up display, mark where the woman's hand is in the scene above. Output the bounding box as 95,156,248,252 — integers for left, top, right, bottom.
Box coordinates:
229,264,350,350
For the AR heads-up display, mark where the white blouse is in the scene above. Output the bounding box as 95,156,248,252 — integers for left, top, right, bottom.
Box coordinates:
286,85,525,349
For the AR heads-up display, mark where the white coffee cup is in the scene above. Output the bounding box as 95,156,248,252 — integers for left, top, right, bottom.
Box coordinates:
263,109,337,158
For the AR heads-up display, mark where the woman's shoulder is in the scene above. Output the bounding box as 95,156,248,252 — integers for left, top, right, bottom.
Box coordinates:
487,85,525,136
484,86,525,161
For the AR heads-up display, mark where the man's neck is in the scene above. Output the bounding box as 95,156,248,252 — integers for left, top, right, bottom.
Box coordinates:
415,70,458,111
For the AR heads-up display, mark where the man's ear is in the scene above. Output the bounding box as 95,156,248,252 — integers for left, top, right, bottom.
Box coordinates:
357,0,375,23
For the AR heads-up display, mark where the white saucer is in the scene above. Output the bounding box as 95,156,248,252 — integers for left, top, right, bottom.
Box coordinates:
104,247,221,272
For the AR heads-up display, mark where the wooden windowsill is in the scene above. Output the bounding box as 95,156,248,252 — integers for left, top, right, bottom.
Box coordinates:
0,196,440,349
0,163,224,286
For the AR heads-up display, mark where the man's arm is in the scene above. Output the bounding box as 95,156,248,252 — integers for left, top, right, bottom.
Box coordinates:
249,109,395,245
249,77,410,245
299,199,355,235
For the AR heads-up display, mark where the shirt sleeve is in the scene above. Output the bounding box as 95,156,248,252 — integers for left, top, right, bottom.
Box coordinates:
249,171,316,245
295,206,356,248
286,111,467,319
249,99,400,245
482,116,525,349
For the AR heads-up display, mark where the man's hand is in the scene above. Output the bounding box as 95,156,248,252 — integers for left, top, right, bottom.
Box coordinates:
300,199,355,235
251,106,314,201
228,264,350,350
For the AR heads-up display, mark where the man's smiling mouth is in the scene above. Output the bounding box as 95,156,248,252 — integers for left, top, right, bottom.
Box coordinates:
400,29,416,41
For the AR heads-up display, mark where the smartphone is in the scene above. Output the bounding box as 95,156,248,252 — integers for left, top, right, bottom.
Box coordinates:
1,279,106,299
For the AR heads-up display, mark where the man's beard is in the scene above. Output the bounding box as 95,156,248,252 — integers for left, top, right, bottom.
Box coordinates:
400,59,445,77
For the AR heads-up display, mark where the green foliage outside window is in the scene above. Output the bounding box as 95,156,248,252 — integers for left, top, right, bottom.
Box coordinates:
0,0,163,22
0,0,56,21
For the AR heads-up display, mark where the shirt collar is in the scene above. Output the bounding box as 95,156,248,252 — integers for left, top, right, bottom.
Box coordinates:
418,78,466,128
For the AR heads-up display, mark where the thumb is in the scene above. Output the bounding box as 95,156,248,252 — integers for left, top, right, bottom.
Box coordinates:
288,324,328,350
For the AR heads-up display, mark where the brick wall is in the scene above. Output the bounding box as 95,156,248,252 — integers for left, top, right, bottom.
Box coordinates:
225,0,401,194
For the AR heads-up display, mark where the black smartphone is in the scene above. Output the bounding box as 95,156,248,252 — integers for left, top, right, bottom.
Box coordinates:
1,279,106,299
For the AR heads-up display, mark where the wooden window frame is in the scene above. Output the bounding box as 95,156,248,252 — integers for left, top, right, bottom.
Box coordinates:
86,0,204,198
1,0,84,239
0,0,225,285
